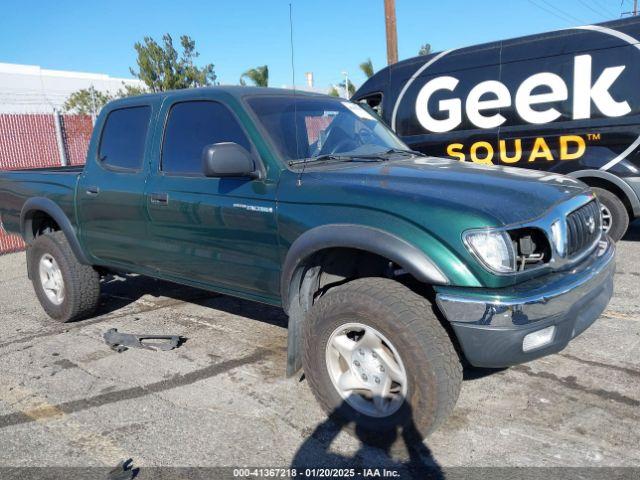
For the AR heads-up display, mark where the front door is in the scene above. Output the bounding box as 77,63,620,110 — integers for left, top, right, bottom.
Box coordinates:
144,99,280,300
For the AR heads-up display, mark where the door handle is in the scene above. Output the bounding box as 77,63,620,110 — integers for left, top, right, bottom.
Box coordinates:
86,186,100,196
149,192,169,205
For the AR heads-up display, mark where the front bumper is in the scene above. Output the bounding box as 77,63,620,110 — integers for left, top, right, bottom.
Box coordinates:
435,237,616,368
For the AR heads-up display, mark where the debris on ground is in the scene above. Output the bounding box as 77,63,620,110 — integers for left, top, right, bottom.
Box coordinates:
103,328,184,353
108,458,138,480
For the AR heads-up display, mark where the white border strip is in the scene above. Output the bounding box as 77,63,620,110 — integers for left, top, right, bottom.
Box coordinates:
390,49,455,132
574,24,640,52
599,134,640,171
565,25,640,172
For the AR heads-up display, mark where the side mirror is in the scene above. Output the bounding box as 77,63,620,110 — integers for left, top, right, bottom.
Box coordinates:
202,142,258,178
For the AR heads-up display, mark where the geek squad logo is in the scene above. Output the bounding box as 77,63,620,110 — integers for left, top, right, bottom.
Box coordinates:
392,25,640,169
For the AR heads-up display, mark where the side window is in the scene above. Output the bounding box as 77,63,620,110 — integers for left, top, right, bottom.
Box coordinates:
162,101,252,175
99,106,151,170
358,93,383,116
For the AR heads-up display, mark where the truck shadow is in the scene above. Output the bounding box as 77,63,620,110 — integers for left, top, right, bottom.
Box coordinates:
94,274,502,379
94,273,289,328
291,400,443,478
91,274,495,475
622,219,640,241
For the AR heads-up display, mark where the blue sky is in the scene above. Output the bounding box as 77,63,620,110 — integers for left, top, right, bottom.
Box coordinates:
0,0,633,90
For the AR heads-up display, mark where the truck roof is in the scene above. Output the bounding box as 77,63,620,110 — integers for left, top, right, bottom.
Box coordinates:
108,85,327,108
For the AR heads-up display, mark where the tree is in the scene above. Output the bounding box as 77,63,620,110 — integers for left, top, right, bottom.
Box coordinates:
116,83,148,97
418,43,432,56
359,58,374,78
339,79,356,98
65,33,215,115
240,65,269,87
63,86,112,114
130,34,216,92
328,86,340,97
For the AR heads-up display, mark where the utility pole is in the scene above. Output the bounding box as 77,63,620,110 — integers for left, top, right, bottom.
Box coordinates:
52,109,68,167
342,71,350,99
90,84,97,126
622,0,638,16
384,0,398,65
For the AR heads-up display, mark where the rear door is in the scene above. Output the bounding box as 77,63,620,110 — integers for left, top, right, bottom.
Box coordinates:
143,98,280,300
77,103,154,268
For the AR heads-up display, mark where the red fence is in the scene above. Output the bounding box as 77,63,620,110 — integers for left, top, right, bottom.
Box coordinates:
61,115,93,165
0,113,93,255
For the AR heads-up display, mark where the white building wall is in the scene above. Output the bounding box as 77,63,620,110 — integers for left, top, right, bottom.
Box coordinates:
0,63,143,113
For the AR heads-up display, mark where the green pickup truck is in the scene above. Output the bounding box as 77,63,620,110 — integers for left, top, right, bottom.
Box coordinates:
0,87,615,439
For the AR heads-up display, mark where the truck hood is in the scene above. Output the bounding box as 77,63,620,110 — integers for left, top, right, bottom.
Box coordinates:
305,157,588,226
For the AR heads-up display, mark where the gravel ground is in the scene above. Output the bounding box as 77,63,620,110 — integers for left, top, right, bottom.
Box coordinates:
0,224,638,478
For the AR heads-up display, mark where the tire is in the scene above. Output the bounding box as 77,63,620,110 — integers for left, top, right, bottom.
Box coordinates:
301,277,462,447
592,187,629,242
27,231,100,322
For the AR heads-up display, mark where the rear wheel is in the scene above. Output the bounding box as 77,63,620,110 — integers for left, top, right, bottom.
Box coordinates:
302,277,462,445
592,187,629,242
27,231,100,322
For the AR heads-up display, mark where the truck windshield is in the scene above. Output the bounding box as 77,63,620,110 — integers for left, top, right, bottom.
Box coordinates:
246,96,408,164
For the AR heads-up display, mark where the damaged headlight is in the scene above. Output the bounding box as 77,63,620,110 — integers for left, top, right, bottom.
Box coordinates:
463,229,516,274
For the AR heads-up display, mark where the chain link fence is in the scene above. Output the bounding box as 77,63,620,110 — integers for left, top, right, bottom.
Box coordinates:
0,94,94,254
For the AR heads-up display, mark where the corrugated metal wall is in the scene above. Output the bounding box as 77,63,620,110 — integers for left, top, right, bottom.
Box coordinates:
0,113,92,254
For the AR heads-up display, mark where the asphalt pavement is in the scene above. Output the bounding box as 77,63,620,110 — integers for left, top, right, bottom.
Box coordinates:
0,224,638,477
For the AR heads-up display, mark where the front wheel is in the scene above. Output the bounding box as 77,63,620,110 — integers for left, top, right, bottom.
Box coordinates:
592,187,629,242
301,277,462,444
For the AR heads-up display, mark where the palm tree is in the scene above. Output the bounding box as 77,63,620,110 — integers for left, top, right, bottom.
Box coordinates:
328,86,340,97
339,79,356,98
359,58,374,78
418,43,432,56
240,65,269,87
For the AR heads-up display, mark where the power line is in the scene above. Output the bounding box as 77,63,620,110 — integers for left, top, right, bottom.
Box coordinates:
589,0,621,16
527,0,587,25
576,0,615,18
539,0,589,23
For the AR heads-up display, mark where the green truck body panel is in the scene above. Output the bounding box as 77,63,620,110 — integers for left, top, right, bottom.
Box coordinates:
0,87,601,308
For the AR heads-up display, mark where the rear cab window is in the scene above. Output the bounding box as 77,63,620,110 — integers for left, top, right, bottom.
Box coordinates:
98,106,151,171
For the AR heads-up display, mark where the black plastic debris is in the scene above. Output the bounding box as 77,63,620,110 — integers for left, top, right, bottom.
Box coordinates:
103,328,184,353
108,458,138,480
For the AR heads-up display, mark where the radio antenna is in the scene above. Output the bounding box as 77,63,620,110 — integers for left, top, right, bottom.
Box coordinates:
289,2,304,187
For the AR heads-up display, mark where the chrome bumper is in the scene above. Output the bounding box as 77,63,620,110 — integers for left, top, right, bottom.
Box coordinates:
435,237,616,367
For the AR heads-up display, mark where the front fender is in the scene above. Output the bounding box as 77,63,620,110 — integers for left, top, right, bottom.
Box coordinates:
281,223,454,377
280,223,449,313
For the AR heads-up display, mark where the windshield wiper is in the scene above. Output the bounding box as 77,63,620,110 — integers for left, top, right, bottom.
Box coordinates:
323,149,423,162
288,153,389,167
287,148,423,167
384,148,423,156
288,154,350,167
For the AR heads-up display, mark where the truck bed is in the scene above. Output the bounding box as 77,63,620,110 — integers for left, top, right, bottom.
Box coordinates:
0,166,82,237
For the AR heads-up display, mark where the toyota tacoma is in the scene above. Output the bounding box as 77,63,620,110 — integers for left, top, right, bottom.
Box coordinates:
0,87,615,440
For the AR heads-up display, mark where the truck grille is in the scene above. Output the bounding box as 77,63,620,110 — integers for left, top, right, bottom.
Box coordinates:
566,200,601,257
